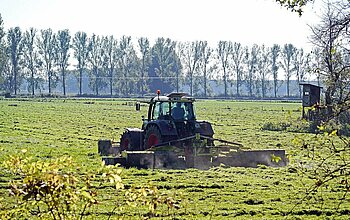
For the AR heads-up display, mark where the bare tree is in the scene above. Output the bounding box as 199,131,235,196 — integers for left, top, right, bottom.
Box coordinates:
72,31,89,96
179,41,201,96
23,28,42,95
102,35,118,96
293,48,310,97
245,44,259,97
280,43,296,97
198,41,214,97
56,29,71,96
310,47,323,86
231,42,245,97
257,44,271,98
310,1,350,105
37,28,57,95
217,41,233,97
271,44,281,98
7,27,24,95
0,13,6,88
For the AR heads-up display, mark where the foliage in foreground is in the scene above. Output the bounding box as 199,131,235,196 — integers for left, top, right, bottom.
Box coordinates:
292,127,350,210
0,151,181,219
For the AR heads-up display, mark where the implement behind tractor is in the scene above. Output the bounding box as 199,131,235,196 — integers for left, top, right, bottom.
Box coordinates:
98,91,287,169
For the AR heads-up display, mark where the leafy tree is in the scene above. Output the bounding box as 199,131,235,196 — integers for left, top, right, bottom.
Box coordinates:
276,0,314,15
280,43,296,97
217,41,233,97
102,35,118,96
150,37,177,93
138,37,151,96
7,27,24,95
56,29,71,96
271,44,281,98
118,35,138,96
88,34,105,95
72,31,90,96
179,41,201,96
23,28,42,95
245,44,259,97
256,44,271,98
172,47,183,93
37,28,57,95
231,42,245,97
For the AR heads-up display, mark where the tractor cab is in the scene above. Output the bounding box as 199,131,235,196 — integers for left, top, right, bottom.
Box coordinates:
142,92,197,141
146,92,196,122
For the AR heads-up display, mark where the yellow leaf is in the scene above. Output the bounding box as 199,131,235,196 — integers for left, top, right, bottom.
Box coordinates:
271,154,281,163
329,130,337,137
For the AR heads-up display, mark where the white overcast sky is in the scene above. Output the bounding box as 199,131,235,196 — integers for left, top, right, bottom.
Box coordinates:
1,0,322,51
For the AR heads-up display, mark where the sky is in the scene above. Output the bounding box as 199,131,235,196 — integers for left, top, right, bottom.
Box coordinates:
0,0,322,51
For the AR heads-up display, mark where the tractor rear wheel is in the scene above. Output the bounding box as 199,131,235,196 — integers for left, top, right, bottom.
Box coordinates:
143,125,162,149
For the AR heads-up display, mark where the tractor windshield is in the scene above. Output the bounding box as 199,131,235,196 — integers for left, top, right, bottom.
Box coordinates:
171,102,195,121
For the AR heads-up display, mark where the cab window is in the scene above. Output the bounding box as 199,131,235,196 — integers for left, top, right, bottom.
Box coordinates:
152,102,170,120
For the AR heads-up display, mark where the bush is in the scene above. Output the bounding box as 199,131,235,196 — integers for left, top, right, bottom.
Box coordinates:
1,151,123,219
0,150,183,219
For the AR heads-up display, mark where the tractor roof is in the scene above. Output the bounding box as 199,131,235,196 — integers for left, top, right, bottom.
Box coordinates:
151,92,195,103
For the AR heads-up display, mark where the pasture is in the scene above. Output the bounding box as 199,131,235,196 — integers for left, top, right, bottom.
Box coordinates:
0,98,349,219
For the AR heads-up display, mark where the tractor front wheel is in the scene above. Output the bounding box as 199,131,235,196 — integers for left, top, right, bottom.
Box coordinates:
143,125,162,149
120,130,143,151
120,131,132,151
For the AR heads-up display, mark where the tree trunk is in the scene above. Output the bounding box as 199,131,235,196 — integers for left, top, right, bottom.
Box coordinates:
110,70,113,96
14,67,17,95
204,68,207,98
48,71,52,95
223,69,227,98
287,77,290,97
62,69,66,96
190,72,193,96
31,69,35,96
79,68,83,95
262,79,265,98
236,73,240,97
176,73,179,93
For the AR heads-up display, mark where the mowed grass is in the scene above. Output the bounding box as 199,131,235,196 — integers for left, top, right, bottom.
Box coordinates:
0,98,349,219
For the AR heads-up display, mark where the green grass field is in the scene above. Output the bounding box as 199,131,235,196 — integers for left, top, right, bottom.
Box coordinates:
0,98,349,219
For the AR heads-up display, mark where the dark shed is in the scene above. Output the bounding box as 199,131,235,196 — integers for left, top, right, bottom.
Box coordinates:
300,83,322,107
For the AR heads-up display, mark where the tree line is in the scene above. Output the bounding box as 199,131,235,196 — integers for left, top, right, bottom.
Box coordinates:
0,13,322,98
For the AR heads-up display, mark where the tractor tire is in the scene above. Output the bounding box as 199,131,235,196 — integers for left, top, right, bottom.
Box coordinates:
120,130,142,151
143,125,162,150
120,131,132,151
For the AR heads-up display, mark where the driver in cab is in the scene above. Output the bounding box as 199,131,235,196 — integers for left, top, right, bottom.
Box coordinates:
171,102,185,120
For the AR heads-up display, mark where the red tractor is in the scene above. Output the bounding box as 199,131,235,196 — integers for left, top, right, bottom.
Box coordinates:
119,92,214,151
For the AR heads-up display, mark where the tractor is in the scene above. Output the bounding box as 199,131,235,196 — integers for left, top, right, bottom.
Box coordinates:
98,91,288,169
119,91,214,151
